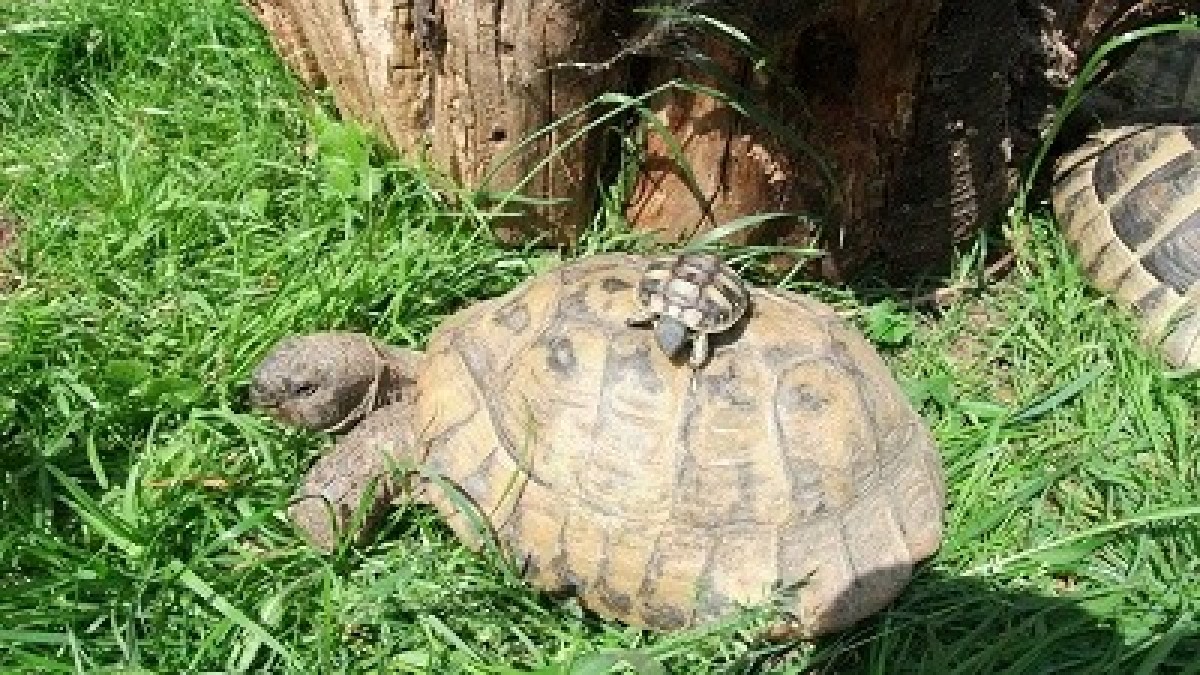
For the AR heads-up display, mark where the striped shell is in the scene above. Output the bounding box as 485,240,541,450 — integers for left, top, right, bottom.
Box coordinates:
1051,123,1200,368
636,253,749,333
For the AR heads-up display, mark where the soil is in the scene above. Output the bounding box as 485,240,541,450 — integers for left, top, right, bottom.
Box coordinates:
0,209,20,292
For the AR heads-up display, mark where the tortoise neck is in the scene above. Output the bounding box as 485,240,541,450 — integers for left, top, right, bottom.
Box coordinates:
320,338,421,435
321,343,384,434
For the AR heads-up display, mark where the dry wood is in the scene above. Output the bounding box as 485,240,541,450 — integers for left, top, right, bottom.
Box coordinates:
431,0,626,243
243,0,1198,277
627,0,942,280
243,0,626,243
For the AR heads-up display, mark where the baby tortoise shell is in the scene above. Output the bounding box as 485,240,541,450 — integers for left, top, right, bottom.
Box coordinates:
250,253,945,638
627,252,750,368
1052,123,1200,368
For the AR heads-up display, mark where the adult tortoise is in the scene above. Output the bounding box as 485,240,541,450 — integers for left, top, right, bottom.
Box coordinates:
1051,32,1200,368
249,253,946,637
1052,123,1200,368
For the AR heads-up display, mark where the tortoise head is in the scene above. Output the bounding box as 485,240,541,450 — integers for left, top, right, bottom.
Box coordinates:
249,332,385,433
653,315,691,358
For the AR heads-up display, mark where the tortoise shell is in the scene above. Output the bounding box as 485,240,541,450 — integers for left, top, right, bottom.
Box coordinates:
1071,32,1200,128
636,252,749,333
406,253,945,636
1051,123,1200,368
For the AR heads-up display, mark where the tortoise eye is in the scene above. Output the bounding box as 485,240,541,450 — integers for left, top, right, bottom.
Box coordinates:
290,382,318,397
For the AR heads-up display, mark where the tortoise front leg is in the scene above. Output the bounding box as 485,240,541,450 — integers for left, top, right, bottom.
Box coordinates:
288,401,423,552
689,332,709,369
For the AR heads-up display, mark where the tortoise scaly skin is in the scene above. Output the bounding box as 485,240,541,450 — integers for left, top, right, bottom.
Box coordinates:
250,254,945,638
626,252,750,368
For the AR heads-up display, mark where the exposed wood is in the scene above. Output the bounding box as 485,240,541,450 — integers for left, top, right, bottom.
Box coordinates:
431,0,627,243
243,0,627,244
624,35,813,249
244,0,1199,279
627,0,943,279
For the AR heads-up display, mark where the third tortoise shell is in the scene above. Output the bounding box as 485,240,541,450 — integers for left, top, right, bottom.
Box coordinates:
1053,123,1200,368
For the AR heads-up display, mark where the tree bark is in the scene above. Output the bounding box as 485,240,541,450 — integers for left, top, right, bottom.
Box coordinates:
881,0,1197,280
244,0,627,244
243,0,1197,279
625,0,943,279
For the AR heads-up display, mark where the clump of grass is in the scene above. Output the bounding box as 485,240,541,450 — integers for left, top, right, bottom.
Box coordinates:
1,0,1198,673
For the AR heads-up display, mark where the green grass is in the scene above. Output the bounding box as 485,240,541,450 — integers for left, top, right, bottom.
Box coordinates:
1,1,1198,672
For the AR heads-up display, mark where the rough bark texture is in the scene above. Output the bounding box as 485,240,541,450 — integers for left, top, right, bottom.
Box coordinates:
432,0,629,242
627,0,942,279
244,0,626,243
623,33,814,249
881,0,1197,280
244,0,1198,279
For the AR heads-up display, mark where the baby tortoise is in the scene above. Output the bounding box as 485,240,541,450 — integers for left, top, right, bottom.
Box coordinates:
250,253,945,638
626,252,750,368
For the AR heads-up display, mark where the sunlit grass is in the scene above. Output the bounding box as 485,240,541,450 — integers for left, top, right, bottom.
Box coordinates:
1,1,1197,672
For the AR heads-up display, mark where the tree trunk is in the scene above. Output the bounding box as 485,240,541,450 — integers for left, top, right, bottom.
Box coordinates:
625,0,943,279
243,0,1197,279
243,0,627,243
879,0,1197,280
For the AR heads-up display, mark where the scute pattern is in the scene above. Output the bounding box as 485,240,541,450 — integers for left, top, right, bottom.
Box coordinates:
407,254,944,636
637,253,749,332
1053,124,1200,368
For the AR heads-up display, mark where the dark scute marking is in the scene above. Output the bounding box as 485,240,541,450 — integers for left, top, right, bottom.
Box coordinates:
1185,124,1200,150
611,342,664,393
1111,151,1200,250
601,276,633,293
1062,182,1091,217
640,603,690,630
1140,208,1200,294
550,554,586,597
673,452,757,526
702,296,726,323
521,552,542,580
545,335,578,375
705,362,755,408
781,441,827,519
707,301,754,351
1110,266,1137,299
638,275,664,304
492,300,531,333
732,465,760,522
1093,130,1163,202
1084,240,1115,278
560,285,593,319
594,577,633,616
460,446,501,504
763,346,795,369
1134,284,1170,318
700,283,745,329
695,588,736,622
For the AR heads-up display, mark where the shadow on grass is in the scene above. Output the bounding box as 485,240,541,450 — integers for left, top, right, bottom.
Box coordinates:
745,566,1199,674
